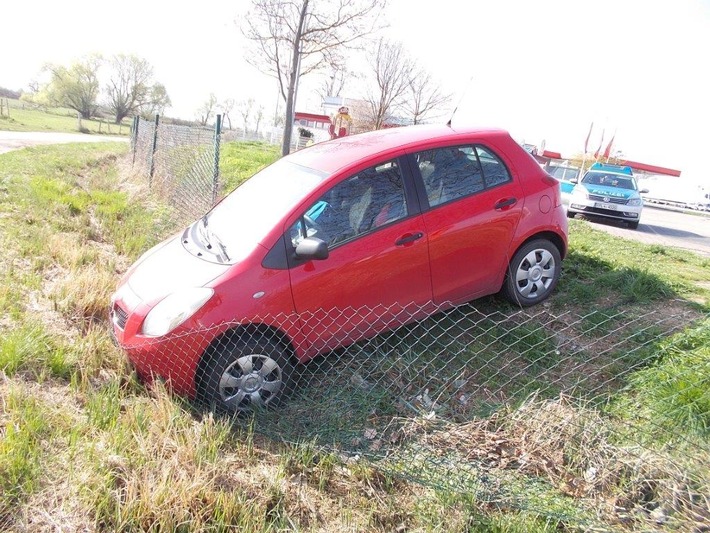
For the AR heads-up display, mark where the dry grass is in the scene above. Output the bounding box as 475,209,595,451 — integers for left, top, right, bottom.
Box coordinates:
419,395,710,532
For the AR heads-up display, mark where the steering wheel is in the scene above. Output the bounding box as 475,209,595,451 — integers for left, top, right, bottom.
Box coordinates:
303,213,323,238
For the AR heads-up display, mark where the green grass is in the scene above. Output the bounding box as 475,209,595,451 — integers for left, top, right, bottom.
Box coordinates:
219,140,280,191
0,97,130,135
560,219,710,307
0,390,52,522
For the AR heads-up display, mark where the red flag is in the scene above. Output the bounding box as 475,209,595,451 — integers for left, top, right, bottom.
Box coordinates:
594,129,605,159
603,131,616,159
584,122,593,153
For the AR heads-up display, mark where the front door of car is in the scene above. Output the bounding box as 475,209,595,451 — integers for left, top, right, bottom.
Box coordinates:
287,158,433,356
411,144,525,305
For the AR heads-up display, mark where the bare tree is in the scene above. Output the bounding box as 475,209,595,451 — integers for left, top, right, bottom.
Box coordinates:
404,70,451,125
362,38,412,130
43,55,102,119
197,93,218,126
242,0,387,156
106,54,169,124
254,104,265,135
239,98,255,134
221,98,236,129
317,59,348,102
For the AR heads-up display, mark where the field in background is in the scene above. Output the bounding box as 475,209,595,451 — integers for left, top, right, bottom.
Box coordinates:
0,141,708,532
0,97,131,136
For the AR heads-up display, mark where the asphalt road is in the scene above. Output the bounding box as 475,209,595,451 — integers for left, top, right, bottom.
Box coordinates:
568,204,710,257
0,131,128,154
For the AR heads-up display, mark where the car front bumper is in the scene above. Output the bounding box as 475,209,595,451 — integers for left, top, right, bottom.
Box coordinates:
567,198,642,223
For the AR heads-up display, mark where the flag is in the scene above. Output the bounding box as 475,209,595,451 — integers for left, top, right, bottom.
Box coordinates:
603,130,616,160
594,129,605,159
584,122,593,153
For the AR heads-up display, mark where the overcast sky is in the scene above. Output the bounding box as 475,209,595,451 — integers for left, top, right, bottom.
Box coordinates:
2,0,708,185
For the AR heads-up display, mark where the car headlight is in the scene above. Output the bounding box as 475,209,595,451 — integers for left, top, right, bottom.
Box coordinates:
571,187,588,199
627,198,643,206
141,288,214,337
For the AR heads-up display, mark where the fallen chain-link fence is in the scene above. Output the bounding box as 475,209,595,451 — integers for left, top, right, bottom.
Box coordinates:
113,298,710,532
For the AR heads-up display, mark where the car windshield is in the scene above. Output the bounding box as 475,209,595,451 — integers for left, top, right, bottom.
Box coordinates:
204,159,328,263
582,172,636,190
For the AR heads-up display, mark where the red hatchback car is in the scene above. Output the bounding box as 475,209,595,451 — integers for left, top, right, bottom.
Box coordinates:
110,124,568,412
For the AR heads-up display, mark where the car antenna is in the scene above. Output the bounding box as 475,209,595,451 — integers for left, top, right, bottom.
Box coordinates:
447,75,474,127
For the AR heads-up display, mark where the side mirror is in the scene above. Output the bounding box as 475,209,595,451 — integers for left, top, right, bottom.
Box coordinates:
570,178,579,184
640,188,649,194
295,237,329,260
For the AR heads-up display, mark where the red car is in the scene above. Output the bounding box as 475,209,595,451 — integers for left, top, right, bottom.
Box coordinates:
110,124,568,412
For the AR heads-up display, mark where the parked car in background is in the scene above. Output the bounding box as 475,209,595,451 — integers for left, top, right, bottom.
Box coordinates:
567,162,648,229
546,164,579,195
110,124,568,413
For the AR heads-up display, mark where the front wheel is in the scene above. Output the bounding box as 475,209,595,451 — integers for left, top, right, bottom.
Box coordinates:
200,337,294,414
628,220,639,230
501,239,561,307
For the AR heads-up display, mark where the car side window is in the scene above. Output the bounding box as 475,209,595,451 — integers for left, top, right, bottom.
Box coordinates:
416,145,512,208
290,160,407,248
417,146,484,207
476,146,512,188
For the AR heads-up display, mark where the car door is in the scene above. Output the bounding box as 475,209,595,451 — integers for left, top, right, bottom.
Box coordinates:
287,158,433,355
411,144,525,305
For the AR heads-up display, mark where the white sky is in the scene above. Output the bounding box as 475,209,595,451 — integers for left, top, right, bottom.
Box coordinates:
1,0,708,186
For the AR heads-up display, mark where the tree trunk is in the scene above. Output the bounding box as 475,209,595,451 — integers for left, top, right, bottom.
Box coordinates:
281,0,309,157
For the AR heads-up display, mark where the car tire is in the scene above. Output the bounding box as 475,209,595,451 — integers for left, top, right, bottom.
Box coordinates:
628,221,639,230
501,239,561,307
566,210,575,219
199,337,294,414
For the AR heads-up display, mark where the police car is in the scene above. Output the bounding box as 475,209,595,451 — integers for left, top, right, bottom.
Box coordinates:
567,163,647,229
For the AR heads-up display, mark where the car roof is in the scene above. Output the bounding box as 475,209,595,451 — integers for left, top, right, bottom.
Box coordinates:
285,124,512,174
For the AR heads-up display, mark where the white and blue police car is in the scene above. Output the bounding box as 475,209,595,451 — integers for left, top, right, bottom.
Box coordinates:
567,163,648,229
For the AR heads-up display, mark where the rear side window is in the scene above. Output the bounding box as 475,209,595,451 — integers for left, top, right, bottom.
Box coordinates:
415,145,512,208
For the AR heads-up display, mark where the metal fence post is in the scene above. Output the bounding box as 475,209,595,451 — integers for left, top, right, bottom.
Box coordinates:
131,116,139,167
212,114,222,205
149,114,160,187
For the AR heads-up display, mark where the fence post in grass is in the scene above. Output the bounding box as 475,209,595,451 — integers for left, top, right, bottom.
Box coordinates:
149,114,160,187
131,116,139,167
212,114,222,206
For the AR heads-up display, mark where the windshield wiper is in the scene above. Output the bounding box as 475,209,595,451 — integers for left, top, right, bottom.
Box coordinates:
199,215,229,261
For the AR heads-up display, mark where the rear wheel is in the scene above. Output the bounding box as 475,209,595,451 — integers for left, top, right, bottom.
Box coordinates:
501,239,561,307
200,337,294,414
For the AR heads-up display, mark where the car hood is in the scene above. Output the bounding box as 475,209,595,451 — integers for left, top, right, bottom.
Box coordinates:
579,184,639,199
126,235,230,304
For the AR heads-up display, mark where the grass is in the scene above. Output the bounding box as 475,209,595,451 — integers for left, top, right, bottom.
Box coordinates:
0,140,708,531
0,97,130,135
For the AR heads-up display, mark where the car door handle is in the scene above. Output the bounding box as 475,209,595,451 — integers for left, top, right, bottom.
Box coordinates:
494,197,517,210
395,232,423,246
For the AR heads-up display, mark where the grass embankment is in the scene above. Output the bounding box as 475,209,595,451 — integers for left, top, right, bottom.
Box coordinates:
0,141,708,532
0,98,130,135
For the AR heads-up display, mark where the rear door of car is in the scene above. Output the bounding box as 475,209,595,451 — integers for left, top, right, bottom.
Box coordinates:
286,156,434,356
407,143,525,305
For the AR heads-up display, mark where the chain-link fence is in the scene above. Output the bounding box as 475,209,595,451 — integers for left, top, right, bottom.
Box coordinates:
131,116,223,224
112,297,710,532
129,116,319,224
127,115,372,242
